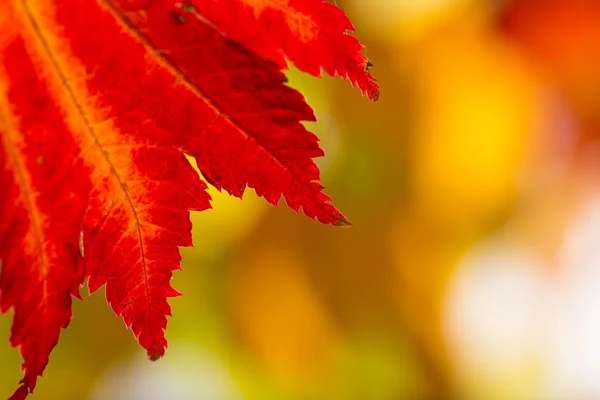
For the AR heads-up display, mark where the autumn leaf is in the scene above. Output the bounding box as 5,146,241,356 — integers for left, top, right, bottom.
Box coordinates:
191,0,380,101
0,0,377,398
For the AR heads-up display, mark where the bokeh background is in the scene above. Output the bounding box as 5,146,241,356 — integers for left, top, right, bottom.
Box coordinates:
3,0,600,398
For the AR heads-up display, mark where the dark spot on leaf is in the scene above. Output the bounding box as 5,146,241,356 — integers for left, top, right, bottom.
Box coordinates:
170,10,186,24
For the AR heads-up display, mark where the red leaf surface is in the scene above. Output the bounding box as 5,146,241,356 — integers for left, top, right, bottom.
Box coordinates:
192,0,380,101
0,34,89,399
0,0,376,398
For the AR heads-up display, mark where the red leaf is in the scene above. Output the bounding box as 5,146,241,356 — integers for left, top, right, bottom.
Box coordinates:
103,0,350,225
0,0,376,397
0,34,89,398
192,0,380,101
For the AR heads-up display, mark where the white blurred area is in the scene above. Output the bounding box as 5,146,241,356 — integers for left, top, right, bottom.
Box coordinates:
87,341,241,400
445,189,600,399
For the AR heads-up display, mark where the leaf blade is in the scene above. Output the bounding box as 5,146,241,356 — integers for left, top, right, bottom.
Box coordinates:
101,0,349,224
2,2,211,394
0,29,89,397
194,0,380,101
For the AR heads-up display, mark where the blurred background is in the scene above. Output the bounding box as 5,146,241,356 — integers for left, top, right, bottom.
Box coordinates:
3,0,600,398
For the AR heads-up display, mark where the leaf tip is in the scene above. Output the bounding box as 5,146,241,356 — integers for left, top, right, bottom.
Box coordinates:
333,217,352,227
8,385,29,400
148,350,163,362
147,342,166,362
368,87,380,102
